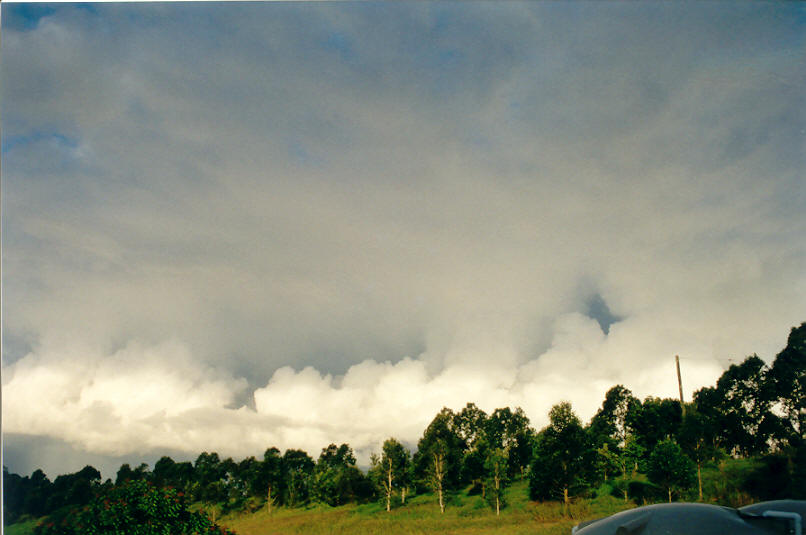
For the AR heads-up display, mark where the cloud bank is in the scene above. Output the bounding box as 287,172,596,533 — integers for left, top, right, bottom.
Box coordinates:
2,2,804,474
5,316,728,467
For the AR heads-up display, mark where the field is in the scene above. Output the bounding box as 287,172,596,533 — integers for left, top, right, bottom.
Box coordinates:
216,481,633,535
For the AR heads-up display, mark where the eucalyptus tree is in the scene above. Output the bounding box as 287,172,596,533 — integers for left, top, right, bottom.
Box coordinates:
415,407,462,513
679,406,719,501
486,406,535,478
647,439,696,503
768,322,806,444
281,449,315,507
257,447,283,512
312,443,368,506
529,402,590,510
484,447,508,515
370,438,411,511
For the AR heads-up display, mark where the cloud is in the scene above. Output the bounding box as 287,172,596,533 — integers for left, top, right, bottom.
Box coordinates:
0,316,739,467
2,2,805,474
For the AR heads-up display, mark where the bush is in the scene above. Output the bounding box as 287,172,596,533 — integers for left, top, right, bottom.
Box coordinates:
34,479,235,535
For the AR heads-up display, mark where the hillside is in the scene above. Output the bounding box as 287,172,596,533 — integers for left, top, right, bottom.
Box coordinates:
217,480,632,535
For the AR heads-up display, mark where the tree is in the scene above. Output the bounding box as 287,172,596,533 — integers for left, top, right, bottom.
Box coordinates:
257,447,283,512
589,385,640,449
486,407,535,478
460,439,489,497
193,452,225,517
627,397,682,452
26,468,53,518
370,438,410,512
115,464,136,485
679,406,719,501
768,323,806,444
4,466,28,524
594,442,620,483
711,355,777,456
529,402,590,510
646,439,696,503
152,456,177,488
281,449,314,507
430,441,448,514
453,403,488,454
453,403,489,489
312,443,367,506
414,407,463,512
47,466,101,512
484,447,508,516
33,479,234,535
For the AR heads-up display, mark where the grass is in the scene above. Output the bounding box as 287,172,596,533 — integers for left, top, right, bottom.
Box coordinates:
2,482,633,535
217,480,633,535
5,473,754,535
3,518,40,535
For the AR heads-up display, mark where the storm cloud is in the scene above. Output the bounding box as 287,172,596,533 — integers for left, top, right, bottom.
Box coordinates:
2,2,804,476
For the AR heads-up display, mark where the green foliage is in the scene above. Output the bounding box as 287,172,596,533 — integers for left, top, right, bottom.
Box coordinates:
483,447,508,514
369,438,411,510
254,447,283,509
589,385,640,449
626,397,682,451
414,407,463,493
646,439,696,501
486,407,535,478
312,444,372,506
281,449,315,507
33,479,234,535
529,402,590,502
696,355,778,456
768,322,806,444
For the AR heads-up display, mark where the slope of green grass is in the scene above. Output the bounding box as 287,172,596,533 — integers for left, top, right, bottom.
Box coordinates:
218,481,632,535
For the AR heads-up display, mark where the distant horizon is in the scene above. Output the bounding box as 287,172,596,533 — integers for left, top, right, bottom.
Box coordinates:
3,2,805,480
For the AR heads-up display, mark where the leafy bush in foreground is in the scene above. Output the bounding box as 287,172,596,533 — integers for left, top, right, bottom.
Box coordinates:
34,479,235,535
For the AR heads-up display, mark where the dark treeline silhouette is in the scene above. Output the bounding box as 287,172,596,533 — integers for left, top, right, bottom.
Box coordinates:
4,322,804,528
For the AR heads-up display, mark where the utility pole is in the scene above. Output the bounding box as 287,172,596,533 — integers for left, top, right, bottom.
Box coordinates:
675,355,685,416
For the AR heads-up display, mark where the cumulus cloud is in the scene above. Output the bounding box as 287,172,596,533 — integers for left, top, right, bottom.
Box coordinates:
2,2,805,474
0,316,739,466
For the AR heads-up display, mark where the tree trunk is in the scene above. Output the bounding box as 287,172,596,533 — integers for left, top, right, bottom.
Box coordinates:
563,486,569,515
697,462,703,501
438,486,444,514
623,488,628,502
495,474,500,516
267,485,273,514
433,451,445,514
668,488,672,503
386,459,393,512
401,487,407,504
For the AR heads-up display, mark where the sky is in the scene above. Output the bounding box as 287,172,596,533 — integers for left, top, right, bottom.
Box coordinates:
2,1,805,480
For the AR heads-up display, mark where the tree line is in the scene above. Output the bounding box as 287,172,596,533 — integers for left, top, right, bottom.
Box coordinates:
4,322,804,529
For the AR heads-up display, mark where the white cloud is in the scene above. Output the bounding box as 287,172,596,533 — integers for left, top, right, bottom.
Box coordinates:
2,317,730,465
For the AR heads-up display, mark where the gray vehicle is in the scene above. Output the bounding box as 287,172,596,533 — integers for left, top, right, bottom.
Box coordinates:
572,500,806,535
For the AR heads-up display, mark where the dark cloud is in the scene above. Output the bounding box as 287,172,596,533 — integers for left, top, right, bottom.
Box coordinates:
2,2,804,471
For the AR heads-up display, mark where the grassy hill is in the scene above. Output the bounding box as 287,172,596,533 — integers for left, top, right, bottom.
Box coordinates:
216,480,632,535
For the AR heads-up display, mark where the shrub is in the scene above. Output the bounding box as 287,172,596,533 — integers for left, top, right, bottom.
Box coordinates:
34,479,235,535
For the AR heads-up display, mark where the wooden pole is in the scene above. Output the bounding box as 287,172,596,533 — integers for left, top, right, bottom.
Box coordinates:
676,355,685,416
